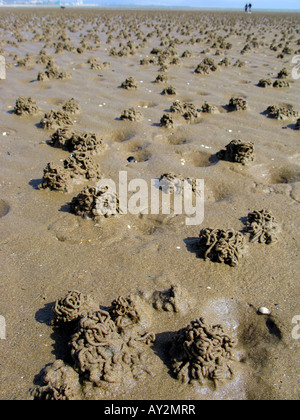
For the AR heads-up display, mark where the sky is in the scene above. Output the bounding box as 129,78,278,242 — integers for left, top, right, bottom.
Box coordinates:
87,0,300,10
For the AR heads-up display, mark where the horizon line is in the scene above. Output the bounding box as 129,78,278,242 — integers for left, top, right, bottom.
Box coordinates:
0,4,299,12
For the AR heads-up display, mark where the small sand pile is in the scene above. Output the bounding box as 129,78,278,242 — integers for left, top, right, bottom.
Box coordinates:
277,67,289,79
258,68,290,88
152,284,193,315
169,318,237,388
32,290,155,399
50,128,104,154
161,85,177,95
17,55,35,69
245,209,279,244
32,360,82,401
198,228,246,267
154,73,168,83
241,43,251,55
37,60,72,82
218,58,231,67
201,102,219,114
265,104,299,120
63,151,102,180
234,59,245,68
170,100,198,120
109,294,153,329
228,96,248,111
40,110,74,130
39,152,101,193
181,50,193,58
217,139,255,165
70,185,120,219
71,308,154,385
258,79,273,88
52,290,98,326
88,58,110,70
62,98,81,115
273,80,290,88
120,107,144,122
159,172,184,194
13,96,41,116
169,100,186,114
38,162,72,193
194,58,218,74
121,76,138,90
37,49,52,65
159,173,200,200
160,113,175,128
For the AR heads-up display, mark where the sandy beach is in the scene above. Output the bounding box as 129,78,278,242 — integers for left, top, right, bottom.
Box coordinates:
0,7,299,400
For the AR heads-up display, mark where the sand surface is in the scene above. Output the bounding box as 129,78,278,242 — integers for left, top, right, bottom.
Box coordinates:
0,8,299,400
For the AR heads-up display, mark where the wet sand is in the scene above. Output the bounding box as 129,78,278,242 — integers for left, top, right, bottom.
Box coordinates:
0,7,299,400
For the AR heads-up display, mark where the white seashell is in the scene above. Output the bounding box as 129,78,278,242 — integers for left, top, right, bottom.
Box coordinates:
258,307,271,315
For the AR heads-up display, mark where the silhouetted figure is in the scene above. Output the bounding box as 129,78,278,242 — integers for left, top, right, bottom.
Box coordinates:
249,3,252,12
245,3,248,12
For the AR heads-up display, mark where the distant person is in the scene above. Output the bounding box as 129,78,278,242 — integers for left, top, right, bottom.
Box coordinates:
245,3,248,12
248,3,252,12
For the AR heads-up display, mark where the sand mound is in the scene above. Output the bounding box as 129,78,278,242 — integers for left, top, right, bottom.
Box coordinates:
120,107,144,122
265,104,299,120
32,291,156,399
70,185,121,219
194,58,218,75
273,80,290,88
37,60,72,81
52,290,98,326
228,96,248,111
217,139,255,165
121,76,138,90
169,100,198,120
169,318,237,388
245,209,279,244
201,102,219,114
13,97,41,116
62,98,81,115
50,128,104,153
32,360,82,401
160,113,175,128
258,79,273,88
63,151,102,179
40,110,74,130
198,228,246,267
38,162,72,193
152,284,194,315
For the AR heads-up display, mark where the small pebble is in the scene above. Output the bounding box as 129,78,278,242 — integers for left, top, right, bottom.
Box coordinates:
258,307,271,315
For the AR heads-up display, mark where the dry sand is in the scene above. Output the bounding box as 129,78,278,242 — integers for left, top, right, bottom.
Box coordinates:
0,7,299,400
